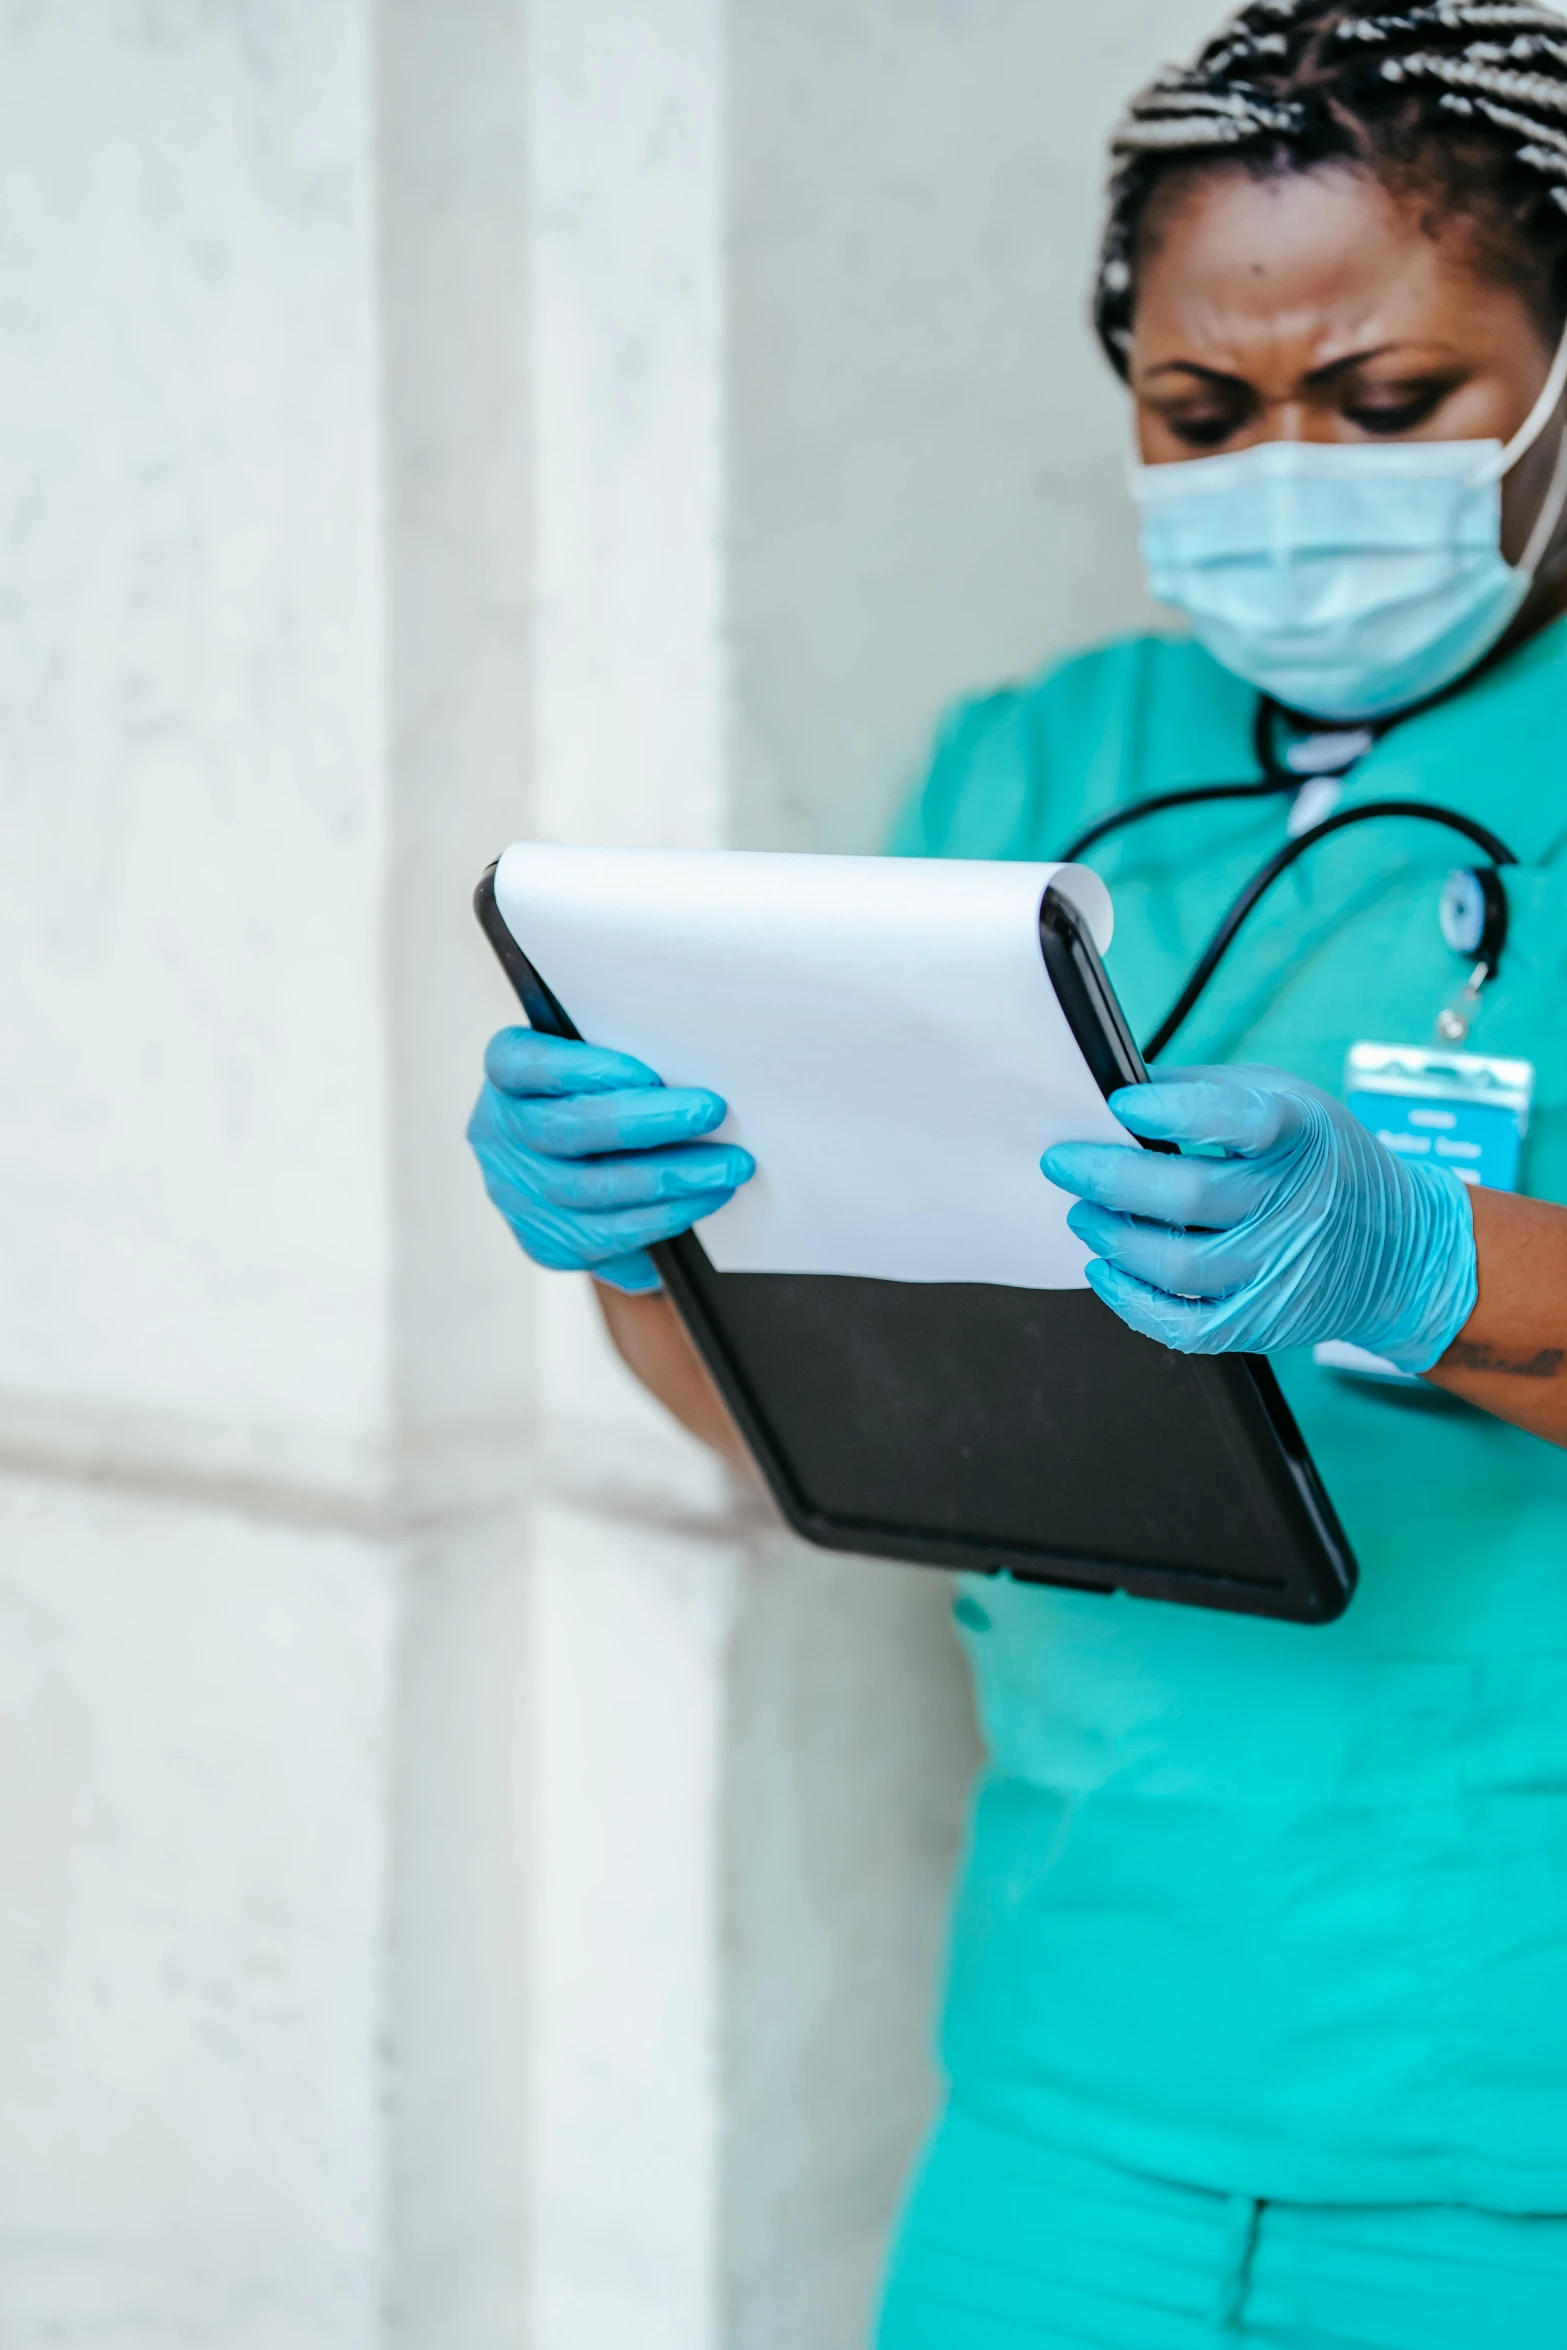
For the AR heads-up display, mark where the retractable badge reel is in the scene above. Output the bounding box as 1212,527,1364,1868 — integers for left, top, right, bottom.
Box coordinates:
1315,864,1536,1382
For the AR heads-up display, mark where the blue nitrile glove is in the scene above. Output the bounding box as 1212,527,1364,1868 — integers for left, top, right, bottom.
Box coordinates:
1041,1064,1478,1372
467,1028,755,1296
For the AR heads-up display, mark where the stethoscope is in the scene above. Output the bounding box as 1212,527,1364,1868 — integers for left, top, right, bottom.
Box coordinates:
1062,694,1519,1062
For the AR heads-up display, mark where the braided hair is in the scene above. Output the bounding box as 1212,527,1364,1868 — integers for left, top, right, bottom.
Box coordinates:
1097,2,1567,376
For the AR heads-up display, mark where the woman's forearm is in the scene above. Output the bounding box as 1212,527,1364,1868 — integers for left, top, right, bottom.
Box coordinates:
593,1281,758,1478
1426,1186,1567,1446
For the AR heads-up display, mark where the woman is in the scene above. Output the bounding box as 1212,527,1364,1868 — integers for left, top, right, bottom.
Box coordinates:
470,6,1567,2341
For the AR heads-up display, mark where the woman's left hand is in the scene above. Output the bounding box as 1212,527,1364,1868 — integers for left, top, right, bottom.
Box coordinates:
1042,1064,1478,1372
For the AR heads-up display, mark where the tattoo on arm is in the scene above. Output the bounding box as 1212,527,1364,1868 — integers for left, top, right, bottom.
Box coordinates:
1446,1340,1566,1381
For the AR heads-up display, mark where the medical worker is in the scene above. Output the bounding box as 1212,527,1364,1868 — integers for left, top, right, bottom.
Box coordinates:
470,4,1567,2340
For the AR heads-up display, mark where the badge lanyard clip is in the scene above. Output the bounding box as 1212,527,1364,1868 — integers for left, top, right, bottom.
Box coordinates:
1436,960,1492,1045
1433,865,1510,1044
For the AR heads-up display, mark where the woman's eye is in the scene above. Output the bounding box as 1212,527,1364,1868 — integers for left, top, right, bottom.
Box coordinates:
1343,387,1450,436
1163,410,1246,450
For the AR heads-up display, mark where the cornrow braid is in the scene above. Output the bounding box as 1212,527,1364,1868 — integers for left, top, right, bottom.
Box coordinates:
1383,52,1567,117
1097,0,1567,371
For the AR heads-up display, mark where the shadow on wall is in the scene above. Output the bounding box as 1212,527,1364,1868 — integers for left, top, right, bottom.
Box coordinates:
730,0,1220,856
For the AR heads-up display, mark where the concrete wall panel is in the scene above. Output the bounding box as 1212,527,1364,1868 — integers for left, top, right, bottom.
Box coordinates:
723,1540,980,2350
527,0,727,853
528,1500,742,2350
0,1471,394,2349
729,0,1220,854
0,4,392,1495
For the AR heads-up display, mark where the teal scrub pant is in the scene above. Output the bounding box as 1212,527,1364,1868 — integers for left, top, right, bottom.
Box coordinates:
875,2108,1567,2348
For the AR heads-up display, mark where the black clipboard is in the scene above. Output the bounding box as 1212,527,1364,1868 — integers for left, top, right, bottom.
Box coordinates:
476,863,1357,1625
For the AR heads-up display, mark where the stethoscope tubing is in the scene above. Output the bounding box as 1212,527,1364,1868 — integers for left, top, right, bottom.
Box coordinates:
1062,699,1290,864
1061,697,1520,1063
1142,800,1517,1062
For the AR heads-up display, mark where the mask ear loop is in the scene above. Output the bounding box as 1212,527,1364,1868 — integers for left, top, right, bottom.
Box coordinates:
1480,316,1567,579
1490,313,1567,482
1517,414,1567,578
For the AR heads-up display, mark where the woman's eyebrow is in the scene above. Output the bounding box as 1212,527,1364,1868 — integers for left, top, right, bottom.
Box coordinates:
1139,361,1250,390
1301,341,1443,386
1140,343,1460,392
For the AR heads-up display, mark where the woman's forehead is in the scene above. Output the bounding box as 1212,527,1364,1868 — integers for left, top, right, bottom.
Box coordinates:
1095,1,1567,381
1132,162,1542,378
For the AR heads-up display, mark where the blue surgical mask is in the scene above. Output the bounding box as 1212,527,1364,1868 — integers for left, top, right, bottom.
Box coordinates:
1132,327,1567,722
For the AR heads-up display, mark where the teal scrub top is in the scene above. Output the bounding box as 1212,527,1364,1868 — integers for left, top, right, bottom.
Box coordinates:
891,618,1567,2213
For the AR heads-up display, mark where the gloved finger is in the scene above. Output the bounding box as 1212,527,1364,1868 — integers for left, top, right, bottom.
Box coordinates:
509,1085,729,1158
1108,1070,1306,1158
592,1249,663,1296
471,1079,728,1160
1084,1256,1230,1354
479,1172,742,1268
483,1026,665,1098
1067,1201,1272,1302
1042,1140,1276,1231
475,1135,755,1212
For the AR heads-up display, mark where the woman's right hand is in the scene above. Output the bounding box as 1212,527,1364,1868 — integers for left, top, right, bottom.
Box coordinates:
466,1027,755,1295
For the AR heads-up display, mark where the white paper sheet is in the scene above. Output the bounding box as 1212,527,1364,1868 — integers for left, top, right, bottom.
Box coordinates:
492,845,1133,1289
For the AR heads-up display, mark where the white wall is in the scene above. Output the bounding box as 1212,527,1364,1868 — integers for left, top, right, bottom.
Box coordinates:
730,0,1219,855
0,10,398,2344
0,5,1218,2348
0,2,393,1505
0,1478,393,2347
373,5,537,2339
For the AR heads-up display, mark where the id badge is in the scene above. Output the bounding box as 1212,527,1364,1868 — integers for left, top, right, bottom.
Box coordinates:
1313,1041,1535,1382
